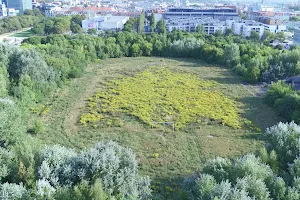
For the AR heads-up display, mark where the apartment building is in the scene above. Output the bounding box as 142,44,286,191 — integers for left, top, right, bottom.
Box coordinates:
164,7,240,21
227,20,265,38
166,16,226,34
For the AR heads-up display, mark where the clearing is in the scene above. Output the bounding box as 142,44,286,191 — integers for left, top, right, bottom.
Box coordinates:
37,57,281,186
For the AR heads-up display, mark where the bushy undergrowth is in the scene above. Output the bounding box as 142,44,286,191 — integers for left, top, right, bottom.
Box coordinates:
182,122,300,200
80,67,241,129
0,141,151,199
265,81,300,123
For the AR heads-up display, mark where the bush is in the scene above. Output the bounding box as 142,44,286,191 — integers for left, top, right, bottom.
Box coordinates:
0,183,29,200
230,154,273,182
264,122,300,169
38,141,151,199
203,157,231,182
33,120,45,135
264,81,293,107
235,176,270,200
0,100,25,147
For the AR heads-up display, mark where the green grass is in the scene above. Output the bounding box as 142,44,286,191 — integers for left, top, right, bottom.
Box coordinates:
10,29,34,37
35,57,282,196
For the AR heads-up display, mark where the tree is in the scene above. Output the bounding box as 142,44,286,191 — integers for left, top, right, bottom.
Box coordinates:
0,100,25,148
150,12,156,33
250,31,260,41
123,18,136,32
138,12,145,33
87,28,97,35
70,15,84,26
32,22,45,35
0,183,29,199
37,141,152,199
70,21,83,34
264,122,300,169
277,31,286,42
223,43,240,67
157,19,166,34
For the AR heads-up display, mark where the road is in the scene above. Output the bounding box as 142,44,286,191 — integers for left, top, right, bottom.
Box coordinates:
0,27,32,46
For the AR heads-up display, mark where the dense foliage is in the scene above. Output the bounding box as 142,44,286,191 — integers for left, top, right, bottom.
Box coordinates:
80,67,241,129
0,140,150,199
265,81,300,123
32,15,85,35
2,15,300,199
182,122,300,200
23,27,299,83
0,9,43,34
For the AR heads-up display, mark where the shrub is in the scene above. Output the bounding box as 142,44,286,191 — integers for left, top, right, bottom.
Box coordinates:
33,120,45,135
203,157,231,182
38,141,151,199
235,176,270,200
0,183,29,200
230,154,273,182
289,157,300,178
264,122,300,169
0,100,25,147
264,81,293,107
269,177,287,200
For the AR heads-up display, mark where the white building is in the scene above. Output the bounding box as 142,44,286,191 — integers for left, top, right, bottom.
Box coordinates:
166,16,226,34
82,16,129,31
44,5,63,17
7,8,18,16
227,20,266,38
0,3,7,17
263,24,286,33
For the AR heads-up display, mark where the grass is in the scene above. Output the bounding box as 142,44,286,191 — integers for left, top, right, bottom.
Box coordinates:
10,29,34,37
36,57,282,196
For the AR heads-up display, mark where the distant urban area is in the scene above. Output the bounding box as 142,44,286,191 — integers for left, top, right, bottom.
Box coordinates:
2,0,300,47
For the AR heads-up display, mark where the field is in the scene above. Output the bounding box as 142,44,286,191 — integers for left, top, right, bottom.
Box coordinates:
36,57,282,195
10,29,34,37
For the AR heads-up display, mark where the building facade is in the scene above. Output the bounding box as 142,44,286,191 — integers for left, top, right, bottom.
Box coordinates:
5,0,32,13
0,3,7,16
164,7,240,21
82,16,129,31
227,20,265,38
166,16,226,34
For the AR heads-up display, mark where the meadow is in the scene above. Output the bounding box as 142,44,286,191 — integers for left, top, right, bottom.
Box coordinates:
36,57,281,194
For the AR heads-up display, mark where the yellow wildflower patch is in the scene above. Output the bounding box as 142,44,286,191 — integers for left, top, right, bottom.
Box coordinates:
80,67,241,129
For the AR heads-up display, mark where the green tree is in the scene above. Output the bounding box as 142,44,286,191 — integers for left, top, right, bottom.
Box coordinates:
250,31,260,41
138,12,145,33
157,19,166,34
70,21,83,34
276,32,286,42
150,12,156,32
32,22,45,35
87,28,97,35
223,43,240,67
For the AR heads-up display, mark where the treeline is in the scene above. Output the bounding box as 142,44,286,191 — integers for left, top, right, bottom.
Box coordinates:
265,81,300,123
23,29,299,83
182,122,300,200
32,15,85,35
0,9,43,34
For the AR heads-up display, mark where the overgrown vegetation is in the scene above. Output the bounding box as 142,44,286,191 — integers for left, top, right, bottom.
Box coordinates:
80,67,241,129
1,16,299,199
265,81,300,123
24,28,299,83
183,122,300,200
32,15,85,35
